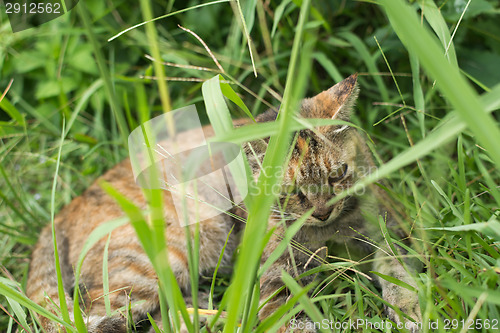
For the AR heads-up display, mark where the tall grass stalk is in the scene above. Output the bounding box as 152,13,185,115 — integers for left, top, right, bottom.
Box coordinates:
77,3,128,148
223,0,314,330
49,118,72,328
380,0,500,167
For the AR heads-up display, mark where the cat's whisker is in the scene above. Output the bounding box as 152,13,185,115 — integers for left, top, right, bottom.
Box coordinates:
139,142,170,160
269,212,295,220
159,176,248,215
272,233,325,264
270,209,290,215
156,144,176,158
160,186,236,218
269,216,296,221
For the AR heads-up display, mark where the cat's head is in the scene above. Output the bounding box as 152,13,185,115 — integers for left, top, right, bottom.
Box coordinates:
245,74,367,226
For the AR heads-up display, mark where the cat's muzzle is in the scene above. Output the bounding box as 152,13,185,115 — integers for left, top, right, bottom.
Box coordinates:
309,199,345,225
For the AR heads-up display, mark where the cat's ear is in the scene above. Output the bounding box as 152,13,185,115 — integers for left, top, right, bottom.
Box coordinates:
301,73,359,121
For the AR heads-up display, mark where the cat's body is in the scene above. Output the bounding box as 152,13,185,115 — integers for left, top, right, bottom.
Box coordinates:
27,127,239,332
27,75,421,332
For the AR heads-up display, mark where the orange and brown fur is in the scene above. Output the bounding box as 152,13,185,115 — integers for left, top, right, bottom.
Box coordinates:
27,75,421,332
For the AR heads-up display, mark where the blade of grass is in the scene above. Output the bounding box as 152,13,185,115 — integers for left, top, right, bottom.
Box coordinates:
281,272,326,332
409,53,426,137
431,180,464,223
426,220,500,239
64,79,104,138
220,81,256,122
137,0,197,329
379,0,500,169
326,83,500,208
254,289,308,333
370,271,417,293
100,183,156,256
203,75,254,212
184,217,200,332
339,31,390,119
49,118,72,326
0,185,32,227
223,0,315,329
5,297,30,333
139,0,175,136
108,0,232,42
271,0,293,37
78,3,128,147
258,210,313,275
7,93,60,136
292,0,330,33
441,278,500,305
474,150,500,206
256,0,281,89
71,217,131,332
374,36,405,106
102,233,112,317
240,284,260,333
419,0,458,67
100,181,192,332
0,96,25,127
147,313,161,333
209,118,357,145
208,226,234,311
313,52,343,83
0,282,75,331
235,0,257,77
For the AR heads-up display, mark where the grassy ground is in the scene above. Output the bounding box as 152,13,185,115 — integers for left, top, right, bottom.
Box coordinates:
1,0,500,332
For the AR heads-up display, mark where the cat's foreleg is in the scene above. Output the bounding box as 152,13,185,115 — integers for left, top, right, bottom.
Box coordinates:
373,249,422,332
259,263,318,333
258,232,322,333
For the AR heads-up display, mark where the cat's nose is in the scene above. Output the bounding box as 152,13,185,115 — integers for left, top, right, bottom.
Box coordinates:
312,207,333,221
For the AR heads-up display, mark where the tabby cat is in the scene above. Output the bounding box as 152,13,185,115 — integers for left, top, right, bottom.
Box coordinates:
27,74,421,332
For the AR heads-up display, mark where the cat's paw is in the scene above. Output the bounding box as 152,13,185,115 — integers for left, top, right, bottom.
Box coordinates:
386,302,422,333
86,315,127,333
381,275,422,332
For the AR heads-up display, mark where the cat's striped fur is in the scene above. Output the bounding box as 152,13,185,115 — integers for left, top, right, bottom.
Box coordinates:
27,74,421,332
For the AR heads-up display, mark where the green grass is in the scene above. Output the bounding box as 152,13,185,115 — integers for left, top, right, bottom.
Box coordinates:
1,0,500,332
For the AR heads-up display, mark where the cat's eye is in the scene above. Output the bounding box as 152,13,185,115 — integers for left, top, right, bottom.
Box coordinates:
328,163,348,184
